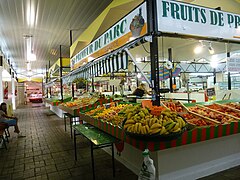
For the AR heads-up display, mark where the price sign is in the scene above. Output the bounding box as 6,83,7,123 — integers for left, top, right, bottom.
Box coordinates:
206,88,215,97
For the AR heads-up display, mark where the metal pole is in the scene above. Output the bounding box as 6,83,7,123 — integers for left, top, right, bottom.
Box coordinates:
60,45,63,101
135,65,139,87
227,52,231,90
70,30,75,98
147,0,160,106
49,60,51,96
92,77,94,92
168,48,173,93
213,68,216,84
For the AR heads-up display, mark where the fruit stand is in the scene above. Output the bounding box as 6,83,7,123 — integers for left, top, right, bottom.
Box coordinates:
64,0,240,179
66,99,240,179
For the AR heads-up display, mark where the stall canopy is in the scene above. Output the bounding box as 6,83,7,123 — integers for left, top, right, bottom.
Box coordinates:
62,36,148,84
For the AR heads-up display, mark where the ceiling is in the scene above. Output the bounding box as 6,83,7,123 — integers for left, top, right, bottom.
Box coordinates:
1,0,240,79
0,0,112,77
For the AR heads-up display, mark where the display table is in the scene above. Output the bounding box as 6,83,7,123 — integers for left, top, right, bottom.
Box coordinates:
44,99,65,118
76,101,240,179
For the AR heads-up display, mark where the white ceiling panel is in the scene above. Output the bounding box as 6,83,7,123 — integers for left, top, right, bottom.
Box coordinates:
0,0,112,76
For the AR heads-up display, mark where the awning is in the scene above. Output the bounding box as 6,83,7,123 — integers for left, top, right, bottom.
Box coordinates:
62,36,148,84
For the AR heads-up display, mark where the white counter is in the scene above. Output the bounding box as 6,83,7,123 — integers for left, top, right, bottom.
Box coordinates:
104,133,240,180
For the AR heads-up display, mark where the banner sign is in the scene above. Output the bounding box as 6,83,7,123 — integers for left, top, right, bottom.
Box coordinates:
227,54,240,72
71,2,147,70
157,0,240,41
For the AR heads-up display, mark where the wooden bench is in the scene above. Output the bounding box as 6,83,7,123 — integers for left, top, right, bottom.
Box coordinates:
73,124,118,180
63,113,81,138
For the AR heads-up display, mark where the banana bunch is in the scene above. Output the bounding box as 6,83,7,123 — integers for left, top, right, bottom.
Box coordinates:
123,109,187,136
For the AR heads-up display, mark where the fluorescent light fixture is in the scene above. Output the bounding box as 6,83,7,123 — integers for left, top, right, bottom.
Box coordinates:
27,62,31,70
137,73,142,78
27,2,35,26
194,45,203,54
88,56,94,62
27,52,36,61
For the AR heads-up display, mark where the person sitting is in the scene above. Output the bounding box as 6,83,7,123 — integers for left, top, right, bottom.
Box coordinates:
132,83,150,97
0,102,25,138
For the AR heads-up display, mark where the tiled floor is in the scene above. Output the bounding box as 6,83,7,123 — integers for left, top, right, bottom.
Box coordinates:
0,104,137,180
2,104,240,180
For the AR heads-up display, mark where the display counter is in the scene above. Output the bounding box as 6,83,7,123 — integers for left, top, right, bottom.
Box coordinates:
44,98,65,118
66,99,240,179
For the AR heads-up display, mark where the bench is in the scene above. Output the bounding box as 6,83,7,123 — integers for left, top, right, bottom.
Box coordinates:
0,129,7,149
63,113,81,138
73,124,118,180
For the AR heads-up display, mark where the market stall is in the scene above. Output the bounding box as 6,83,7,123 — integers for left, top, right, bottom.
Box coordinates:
65,0,240,179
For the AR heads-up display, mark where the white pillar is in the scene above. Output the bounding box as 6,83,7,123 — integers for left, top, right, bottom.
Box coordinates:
12,77,16,110
0,66,3,103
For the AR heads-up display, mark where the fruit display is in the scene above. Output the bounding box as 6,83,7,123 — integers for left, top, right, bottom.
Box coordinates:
85,106,105,116
161,101,184,112
224,103,240,111
189,106,236,124
205,103,240,119
93,104,132,126
149,106,166,116
181,113,215,127
62,97,98,108
123,108,187,136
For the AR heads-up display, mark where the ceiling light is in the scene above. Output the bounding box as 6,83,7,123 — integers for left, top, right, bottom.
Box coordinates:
194,45,203,54
194,41,204,54
208,43,215,54
27,52,36,61
27,62,31,71
137,73,142,78
28,77,31,81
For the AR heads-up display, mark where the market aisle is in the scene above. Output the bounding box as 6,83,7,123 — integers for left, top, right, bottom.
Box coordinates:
0,104,137,180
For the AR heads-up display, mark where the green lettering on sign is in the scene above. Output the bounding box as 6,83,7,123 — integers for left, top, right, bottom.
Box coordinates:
120,19,127,34
170,2,180,19
162,1,170,17
210,10,218,25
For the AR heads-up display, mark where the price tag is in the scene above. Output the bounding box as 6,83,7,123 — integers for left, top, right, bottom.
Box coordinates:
206,88,215,97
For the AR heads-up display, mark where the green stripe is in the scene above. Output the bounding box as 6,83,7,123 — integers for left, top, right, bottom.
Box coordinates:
238,122,240,132
164,141,172,149
230,123,235,134
206,127,210,140
136,139,140,149
222,124,227,136
214,126,218,138
154,142,159,150
197,128,202,142
176,136,182,146
187,130,192,144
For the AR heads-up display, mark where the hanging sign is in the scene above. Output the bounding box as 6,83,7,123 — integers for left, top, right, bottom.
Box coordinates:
227,54,240,72
157,0,240,41
206,87,215,97
71,2,147,70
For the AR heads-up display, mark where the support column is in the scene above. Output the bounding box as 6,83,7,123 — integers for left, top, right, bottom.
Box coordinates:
70,30,75,98
0,56,3,103
147,0,160,106
11,72,16,110
168,48,173,93
59,45,63,101
213,68,216,85
227,52,231,90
